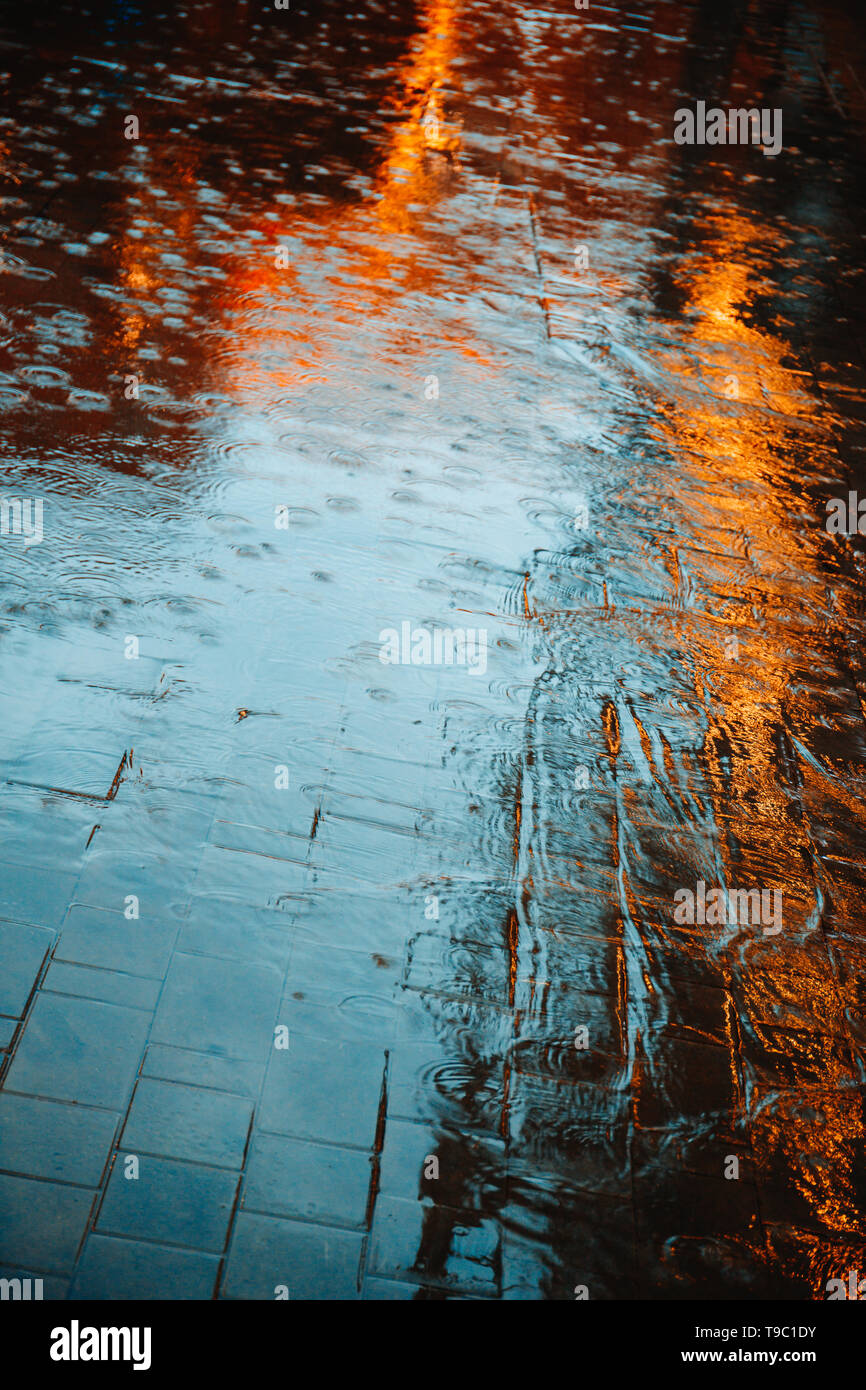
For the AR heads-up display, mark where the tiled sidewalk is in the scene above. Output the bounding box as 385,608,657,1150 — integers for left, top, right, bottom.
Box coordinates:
2,0,866,1300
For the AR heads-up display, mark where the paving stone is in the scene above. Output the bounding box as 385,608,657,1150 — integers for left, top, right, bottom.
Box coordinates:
387,1038,505,1133
243,1133,370,1228
151,952,282,1061
379,1117,506,1212
193,843,309,911
405,933,511,1002
275,993,402,1046
43,960,161,1011
141,1044,263,1099
70,1234,220,1299
122,1078,252,1169
258,1033,385,1148
0,862,79,932
5,992,150,1109
73,850,193,920
0,921,54,1015
221,1212,363,1300
290,891,413,957
0,789,95,874
0,1093,118,1185
275,937,403,1043
506,1073,631,1196
178,898,294,970
0,1174,93,1274
499,1230,551,1300
55,904,179,979
98,1153,239,1253
284,937,400,1011
368,1194,500,1296
500,1193,637,1299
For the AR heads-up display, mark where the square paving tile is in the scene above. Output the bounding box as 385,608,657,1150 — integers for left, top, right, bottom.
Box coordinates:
43,960,161,1011
0,861,79,932
369,1194,500,1296
97,1153,239,1253
0,921,54,1015
5,992,150,1109
151,952,282,1061
243,1133,371,1228
56,904,178,979
142,1044,264,1099
0,1092,118,1185
221,1212,363,1300
178,898,294,970
258,1033,385,1148
71,1234,220,1299
122,1078,252,1169
0,1173,93,1274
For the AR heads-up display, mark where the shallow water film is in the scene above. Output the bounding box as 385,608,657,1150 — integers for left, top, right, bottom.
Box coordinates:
1,0,866,1307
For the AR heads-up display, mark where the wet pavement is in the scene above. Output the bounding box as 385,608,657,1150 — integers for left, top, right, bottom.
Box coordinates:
1,0,866,1301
